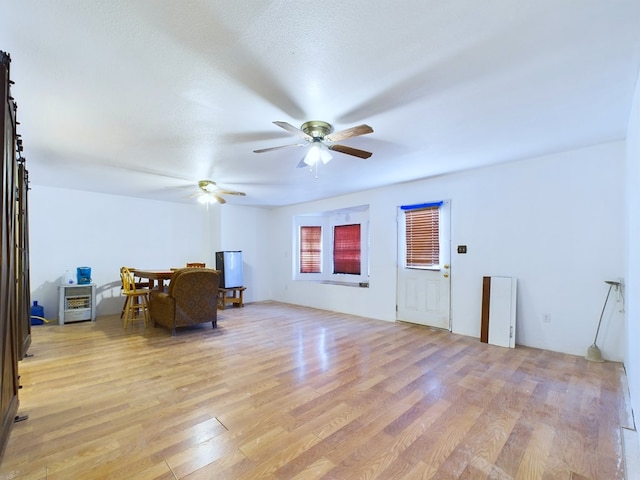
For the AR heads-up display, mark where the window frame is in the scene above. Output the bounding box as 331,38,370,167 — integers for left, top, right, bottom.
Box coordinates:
333,223,361,275
294,206,369,285
299,225,322,274
400,201,448,271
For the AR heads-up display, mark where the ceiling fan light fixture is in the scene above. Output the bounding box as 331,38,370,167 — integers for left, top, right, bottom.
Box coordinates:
304,142,333,166
320,146,333,165
197,193,217,204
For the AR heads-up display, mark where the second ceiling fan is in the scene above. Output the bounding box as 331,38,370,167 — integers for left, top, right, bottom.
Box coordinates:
192,179,245,204
253,120,373,168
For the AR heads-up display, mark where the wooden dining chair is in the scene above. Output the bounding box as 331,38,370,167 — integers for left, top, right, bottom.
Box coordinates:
120,267,150,318
186,262,206,268
120,267,150,328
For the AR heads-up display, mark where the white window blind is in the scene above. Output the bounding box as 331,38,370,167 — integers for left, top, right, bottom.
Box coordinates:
403,203,441,268
333,224,361,274
300,226,322,273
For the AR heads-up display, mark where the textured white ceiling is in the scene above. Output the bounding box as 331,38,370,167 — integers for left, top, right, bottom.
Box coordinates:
2,1,640,207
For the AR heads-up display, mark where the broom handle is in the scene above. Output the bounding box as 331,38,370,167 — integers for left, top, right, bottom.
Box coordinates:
593,284,614,344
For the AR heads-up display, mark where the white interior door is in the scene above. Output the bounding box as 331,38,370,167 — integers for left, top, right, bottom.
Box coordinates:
396,201,451,329
487,276,517,348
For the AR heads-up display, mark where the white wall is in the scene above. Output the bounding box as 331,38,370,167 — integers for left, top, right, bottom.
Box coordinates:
626,71,640,429
269,141,626,360
29,187,274,320
268,191,399,321
28,141,627,363
29,186,216,319
219,205,274,303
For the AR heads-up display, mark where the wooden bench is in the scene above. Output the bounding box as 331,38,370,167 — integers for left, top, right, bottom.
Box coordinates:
217,287,246,310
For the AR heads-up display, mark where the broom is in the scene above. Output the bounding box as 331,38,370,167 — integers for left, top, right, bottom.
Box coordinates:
586,280,620,362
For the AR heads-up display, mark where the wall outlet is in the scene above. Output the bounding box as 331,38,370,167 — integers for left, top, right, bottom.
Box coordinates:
543,313,551,323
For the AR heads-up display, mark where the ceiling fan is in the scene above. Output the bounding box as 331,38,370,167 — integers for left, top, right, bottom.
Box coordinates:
253,120,373,168
192,179,246,205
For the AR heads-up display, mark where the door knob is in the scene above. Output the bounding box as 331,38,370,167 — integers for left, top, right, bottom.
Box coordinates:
444,264,450,269
443,273,449,278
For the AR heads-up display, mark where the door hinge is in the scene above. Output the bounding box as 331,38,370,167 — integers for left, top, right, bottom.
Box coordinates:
510,326,513,338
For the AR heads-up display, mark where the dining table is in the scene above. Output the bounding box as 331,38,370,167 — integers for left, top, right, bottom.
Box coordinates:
130,269,175,291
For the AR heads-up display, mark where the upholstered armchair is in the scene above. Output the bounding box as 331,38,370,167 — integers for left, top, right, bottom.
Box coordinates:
149,268,219,335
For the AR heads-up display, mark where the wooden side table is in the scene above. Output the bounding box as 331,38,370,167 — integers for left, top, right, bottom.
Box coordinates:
218,287,246,309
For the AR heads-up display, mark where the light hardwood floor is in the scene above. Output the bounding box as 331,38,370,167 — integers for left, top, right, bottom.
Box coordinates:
0,301,632,479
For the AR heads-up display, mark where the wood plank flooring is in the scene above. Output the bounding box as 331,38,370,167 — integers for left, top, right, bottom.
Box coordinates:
0,301,631,479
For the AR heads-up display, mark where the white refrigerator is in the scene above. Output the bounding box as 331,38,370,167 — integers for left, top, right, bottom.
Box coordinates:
216,251,243,288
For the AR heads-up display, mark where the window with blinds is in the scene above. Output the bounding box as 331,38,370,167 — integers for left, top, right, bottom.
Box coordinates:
333,224,361,274
294,205,369,283
404,205,440,268
300,226,322,273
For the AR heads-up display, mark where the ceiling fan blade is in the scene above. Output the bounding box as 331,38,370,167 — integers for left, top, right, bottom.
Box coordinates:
328,144,373,159
253,143,307,153
325,124,373,142
217,190,246,196
213,194,226,204
273,121,313,140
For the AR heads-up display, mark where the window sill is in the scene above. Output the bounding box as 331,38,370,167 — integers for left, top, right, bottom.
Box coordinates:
294,277,369,287
320,280,369,288
293,279,369,287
